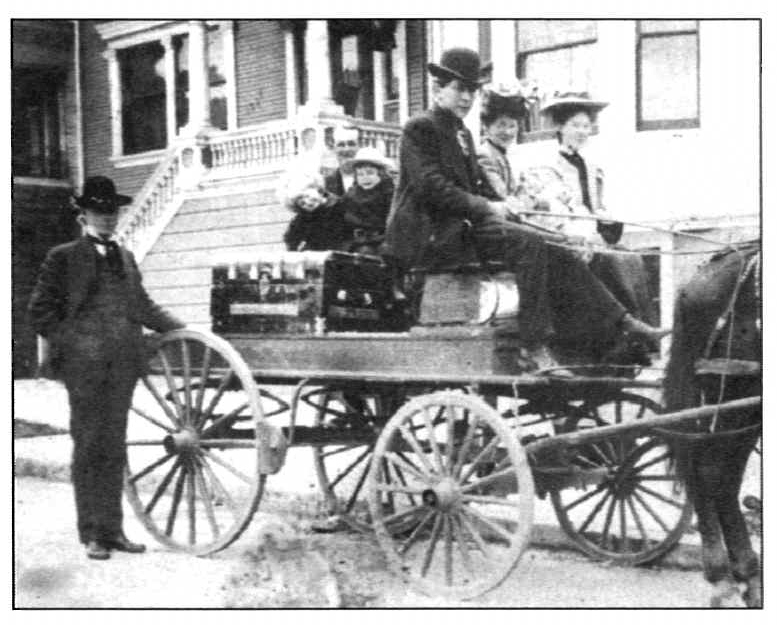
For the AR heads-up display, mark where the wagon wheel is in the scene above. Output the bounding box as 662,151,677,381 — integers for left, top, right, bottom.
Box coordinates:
311,388,395,532
368,391,534,599
549,393,694,565
124,329,266,555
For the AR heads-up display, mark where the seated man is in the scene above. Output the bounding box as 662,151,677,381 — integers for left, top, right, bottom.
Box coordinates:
384,48,668,369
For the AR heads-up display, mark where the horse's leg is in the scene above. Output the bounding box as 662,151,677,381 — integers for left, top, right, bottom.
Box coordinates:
716,434,762,608
691,447,743,607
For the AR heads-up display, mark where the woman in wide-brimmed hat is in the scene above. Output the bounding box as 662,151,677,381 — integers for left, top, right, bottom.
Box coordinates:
519,92,665,355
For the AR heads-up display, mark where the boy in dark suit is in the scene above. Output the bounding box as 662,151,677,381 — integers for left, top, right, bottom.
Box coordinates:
384,48,667,368
28,176,185,560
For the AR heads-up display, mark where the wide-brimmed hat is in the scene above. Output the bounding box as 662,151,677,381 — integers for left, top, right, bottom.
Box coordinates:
350,147,391,170
73,176,132,213
427,47,493,89
480,83,528,123
540,92,609,119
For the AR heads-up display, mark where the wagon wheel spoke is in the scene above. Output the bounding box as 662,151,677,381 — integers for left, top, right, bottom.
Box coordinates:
561,481,609,513
443,513,454,586
141,375,182,429
181,339,193,426
626,496,649,544
452,413,480,478
619,498,628,553
343,452,373,515
143,458,182,516
192,460,219,539
398,509,437,555
451,513,475,575
421,407,445,474
631,451,671,475
457,506,490,557
201,368,236,424
127,453,174,485
382,458,395,513
319,444,360,459
200,402,250,437
199,448,252,485
577,488,612,535
397,422,436,477
165,465,187,536
598,494,618,550
460,467,516,494
459,436,501,484
420,513,444,577
631,488,671,534
130,405,175,434
329,446,373,491
460,504,514,546
186,465,197,544
460,493,522,507
197,451,240,519
159,348,186,421
445,405,457,474
193,345,212,422
386,454,419,505
634,483,686,510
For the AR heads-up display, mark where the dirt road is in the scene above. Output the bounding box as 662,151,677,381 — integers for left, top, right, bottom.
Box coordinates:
14,476,719,608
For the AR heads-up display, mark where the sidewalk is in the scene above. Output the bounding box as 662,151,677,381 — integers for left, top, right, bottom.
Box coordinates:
13,378,707,571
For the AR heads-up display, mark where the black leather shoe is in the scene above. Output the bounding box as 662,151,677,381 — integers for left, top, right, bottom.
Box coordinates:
85,540,110,560
102,534,146,554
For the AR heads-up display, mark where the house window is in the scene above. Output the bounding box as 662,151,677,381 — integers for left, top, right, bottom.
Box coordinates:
12,68,66,178
111,22,231,156
636,20,699,130
119,41,167,155
329,22,375,119
381,45,401,123
515,20,597,141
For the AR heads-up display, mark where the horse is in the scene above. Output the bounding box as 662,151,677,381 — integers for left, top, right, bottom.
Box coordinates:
663,240,762,607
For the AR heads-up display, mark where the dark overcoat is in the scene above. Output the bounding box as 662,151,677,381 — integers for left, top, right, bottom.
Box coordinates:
27,236,183,378
384,106,501,269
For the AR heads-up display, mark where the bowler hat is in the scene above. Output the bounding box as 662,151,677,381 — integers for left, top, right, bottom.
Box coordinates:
427,47,493,89
74,176,132,213
351,147,392,171
540,91,609,120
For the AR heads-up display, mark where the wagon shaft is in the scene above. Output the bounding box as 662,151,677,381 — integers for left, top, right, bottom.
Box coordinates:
525,395,761,455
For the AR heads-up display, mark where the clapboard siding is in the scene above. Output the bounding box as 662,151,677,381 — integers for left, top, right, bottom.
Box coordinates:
406,20,427,116
235,20,287,126
165,204,290,233
153,221,288,254
139,176,289,326
142,267,213,289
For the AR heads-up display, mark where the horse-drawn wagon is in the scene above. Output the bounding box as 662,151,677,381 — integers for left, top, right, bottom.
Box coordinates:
123,246,760,600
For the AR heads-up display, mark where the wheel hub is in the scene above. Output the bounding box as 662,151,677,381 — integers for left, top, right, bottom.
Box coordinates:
421,477,461,511
163,428,199,454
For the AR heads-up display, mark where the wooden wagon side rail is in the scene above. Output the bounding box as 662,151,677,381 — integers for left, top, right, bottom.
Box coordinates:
525,395,761,455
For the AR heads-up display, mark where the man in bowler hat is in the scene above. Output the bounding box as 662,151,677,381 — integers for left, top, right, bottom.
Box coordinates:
384,48,667,368
28,176,185,560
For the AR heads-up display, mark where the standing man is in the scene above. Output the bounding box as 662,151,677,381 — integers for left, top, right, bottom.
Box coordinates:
324,125,360,196
384,48,667,367
28,176,185,560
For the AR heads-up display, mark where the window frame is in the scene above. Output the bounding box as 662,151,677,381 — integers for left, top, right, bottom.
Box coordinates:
514,20,598,143
98,20,235,161
635,20,700,131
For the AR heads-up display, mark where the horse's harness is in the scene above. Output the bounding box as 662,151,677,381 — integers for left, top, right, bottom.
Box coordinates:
680,247,761,440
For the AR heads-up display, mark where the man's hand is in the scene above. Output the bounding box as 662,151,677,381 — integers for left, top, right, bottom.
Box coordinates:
488,201,510,220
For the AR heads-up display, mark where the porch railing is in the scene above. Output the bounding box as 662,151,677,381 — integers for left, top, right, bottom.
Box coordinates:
117,114,402,259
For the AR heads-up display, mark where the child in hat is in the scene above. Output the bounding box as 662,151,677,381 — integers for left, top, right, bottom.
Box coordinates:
339,147,396,255
281,172,349,251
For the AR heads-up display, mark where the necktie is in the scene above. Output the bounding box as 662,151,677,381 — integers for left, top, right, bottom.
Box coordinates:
560,151,592,212
88,235,125,277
